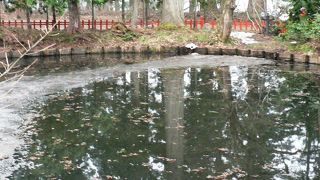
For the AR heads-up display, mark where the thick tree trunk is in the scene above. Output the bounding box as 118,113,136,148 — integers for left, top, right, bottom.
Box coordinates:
131,0,141,27
161,0,184,26
67,0,81,33
26,9,31,30
220,0,235,43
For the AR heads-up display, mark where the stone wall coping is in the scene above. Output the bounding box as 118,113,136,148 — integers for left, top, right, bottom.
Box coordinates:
1,46,319,65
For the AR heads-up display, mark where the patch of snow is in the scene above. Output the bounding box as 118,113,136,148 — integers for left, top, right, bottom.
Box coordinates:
185,43,198,50
231,31,258,44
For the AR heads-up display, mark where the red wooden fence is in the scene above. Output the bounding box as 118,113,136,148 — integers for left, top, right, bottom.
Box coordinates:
0,17,269,32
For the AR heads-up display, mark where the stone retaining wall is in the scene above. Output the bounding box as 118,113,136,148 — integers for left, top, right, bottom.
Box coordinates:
1,46,319,65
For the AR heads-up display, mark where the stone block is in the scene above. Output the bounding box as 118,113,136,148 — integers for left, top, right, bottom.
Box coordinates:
294,54,309,63
87,47,103,54
59,48,72,55
0,51,7,59
250,50,265,58
71,47,87,55
207,47,222,55
195,47,208,55
237,49,250,57
222,48,237,56
10,50,21,58
309,55,320,64
264,51,275,60
43,49,58,56
278,52,293,62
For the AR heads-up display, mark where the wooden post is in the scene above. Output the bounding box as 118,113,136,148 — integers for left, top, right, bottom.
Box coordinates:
106,20,108,30
21,20,23,29
58,21,60,30
8,20,10,27
245,19,248,31
94,20,97,29
239,19,242,31
39,20,42,29
88,20,91,29
14,20,17,27
82,20,84,29
100,19,102,31
64,20,67,29
200,16,204,29
46,20,48,29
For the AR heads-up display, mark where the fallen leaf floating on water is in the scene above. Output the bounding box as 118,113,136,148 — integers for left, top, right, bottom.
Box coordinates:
191,167,206,173
217,148,229,152
157,157,176,163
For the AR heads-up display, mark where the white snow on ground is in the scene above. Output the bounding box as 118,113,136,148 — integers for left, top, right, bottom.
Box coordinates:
231,31,258,44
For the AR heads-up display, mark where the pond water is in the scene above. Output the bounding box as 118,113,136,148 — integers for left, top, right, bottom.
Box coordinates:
2,55,320,179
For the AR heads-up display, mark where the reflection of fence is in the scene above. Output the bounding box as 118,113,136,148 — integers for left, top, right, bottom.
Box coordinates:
0,18,272,32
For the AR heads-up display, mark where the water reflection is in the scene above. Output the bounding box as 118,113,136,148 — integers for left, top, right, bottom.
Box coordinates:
11,66,320,179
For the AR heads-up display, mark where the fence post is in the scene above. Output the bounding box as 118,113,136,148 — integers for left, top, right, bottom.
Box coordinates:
100,19,102,31
14,20,17,27
106,20,108,30
239,19,242,31
58,21,60,30
64,20,67,29
94,20,97,29
245,19,248,31
33,20,35,29
88,20,91,29
8,20,10,27
200,16,204,29
21,20,23,29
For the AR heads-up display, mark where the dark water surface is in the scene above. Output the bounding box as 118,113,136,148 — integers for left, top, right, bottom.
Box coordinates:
9,56,320,179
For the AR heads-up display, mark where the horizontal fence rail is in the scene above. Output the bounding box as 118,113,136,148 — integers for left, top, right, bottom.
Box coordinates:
0,18,279,32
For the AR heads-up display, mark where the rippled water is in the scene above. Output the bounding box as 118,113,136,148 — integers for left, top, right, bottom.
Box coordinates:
2,55,320,179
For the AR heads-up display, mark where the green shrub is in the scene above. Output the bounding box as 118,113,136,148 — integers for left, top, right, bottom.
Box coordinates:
284,14,320,42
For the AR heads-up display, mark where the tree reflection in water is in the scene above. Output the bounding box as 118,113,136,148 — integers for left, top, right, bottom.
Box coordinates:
11,66,320,180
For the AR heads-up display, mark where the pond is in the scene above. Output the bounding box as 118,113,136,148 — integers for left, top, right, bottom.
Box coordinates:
2,54,320,179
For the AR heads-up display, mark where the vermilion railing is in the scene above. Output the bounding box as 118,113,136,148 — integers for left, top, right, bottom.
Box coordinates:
0,17,270,32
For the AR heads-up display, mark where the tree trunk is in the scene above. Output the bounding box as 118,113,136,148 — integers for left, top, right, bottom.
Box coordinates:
115,0,120,12
26,9,31,30
131,0,141,27
189,0,195,14
161,0,184,26
143,0,148,28
91,0,95,29
220,0,235,43
67,0,81,33
121,0,125,22
52,6,57,29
